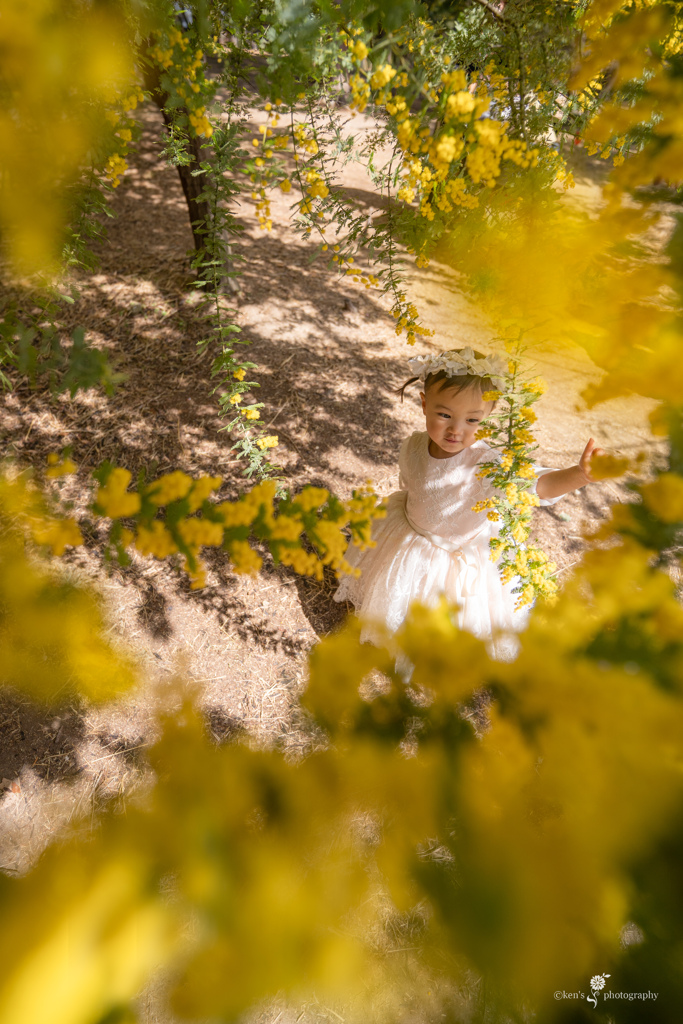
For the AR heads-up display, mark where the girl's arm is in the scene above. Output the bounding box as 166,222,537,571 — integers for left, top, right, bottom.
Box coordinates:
536,438,606,501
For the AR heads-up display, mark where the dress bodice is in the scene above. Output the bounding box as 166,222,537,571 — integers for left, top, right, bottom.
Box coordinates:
399,432,498,547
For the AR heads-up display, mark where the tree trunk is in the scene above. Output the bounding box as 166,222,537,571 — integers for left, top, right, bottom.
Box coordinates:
156,105,211,252
139,47,241,294
139,53,212,254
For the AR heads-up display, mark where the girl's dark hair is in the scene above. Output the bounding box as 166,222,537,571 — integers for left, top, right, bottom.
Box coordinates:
395,350,497,403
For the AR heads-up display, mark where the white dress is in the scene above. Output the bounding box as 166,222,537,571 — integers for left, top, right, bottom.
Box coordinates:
334,432,561,660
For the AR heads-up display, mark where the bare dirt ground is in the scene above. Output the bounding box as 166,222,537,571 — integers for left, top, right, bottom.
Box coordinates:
0,98,668,1018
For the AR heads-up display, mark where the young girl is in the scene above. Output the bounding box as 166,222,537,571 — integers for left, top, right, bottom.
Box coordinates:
334,347,605,660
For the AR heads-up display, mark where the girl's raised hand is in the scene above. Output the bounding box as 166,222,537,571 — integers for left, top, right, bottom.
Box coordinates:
577,437,606,484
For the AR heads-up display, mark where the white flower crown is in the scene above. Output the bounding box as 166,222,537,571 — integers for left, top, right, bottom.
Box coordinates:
407,347,507,390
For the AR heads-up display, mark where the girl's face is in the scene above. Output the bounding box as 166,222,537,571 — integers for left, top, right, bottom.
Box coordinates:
420,382,493,459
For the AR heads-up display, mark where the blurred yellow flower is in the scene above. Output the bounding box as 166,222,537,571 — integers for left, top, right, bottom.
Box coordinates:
641,472,683,523
96,469,141,518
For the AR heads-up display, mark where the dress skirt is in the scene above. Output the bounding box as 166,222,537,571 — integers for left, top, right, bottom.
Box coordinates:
334,490,529,661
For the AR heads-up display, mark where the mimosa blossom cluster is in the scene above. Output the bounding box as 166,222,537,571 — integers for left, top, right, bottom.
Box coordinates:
469,345,559,608
39,460,385,591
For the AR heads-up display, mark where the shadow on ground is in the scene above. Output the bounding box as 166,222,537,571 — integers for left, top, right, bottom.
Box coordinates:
0,102,410,645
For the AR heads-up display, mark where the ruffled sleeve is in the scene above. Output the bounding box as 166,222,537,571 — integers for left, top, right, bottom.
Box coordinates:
531,466,563,506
